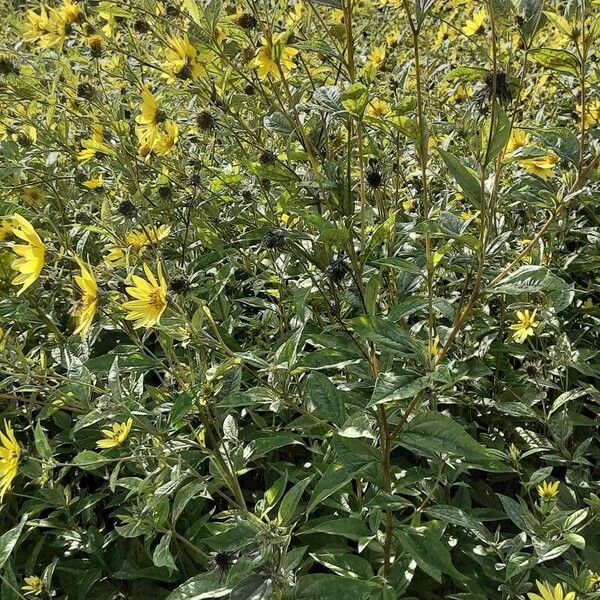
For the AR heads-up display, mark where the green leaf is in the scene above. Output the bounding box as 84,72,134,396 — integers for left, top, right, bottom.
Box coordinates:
300,518,372,541
0,515,28,569
530,48,580,77
264,112,294,135
368,372,429,407
205,524,257,551
492,265,573,311
497,494,538,533
34,421,53,462
166,572,230,600
295,575,372,599
349,315,427,358
341,83,369,116
307,463,360,513
73,450,113,471
438,149,482,207
307,372,346,425
279,477,312,526
310,553,374,580
152,532,178,573
424,505,491,540
399,412,505,470
518,0,545,42
182,0,202,25
484,105,511,164
396,526,466,583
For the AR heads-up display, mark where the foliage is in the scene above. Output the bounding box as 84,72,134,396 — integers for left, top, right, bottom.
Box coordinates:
0,0,600,598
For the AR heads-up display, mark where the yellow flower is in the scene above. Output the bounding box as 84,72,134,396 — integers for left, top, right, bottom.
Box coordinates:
527,580,575,600
153,120,179,155
537,480,560,501
97,418,133,449
462,9,486,36
135,87,163,143
58,0,82,24
0,420,20,501
368,45,386,69
253,35,298,81
104,225,171,267
163,35,206,83
83,174,103,190
77,125,115,162
580,97,600,128
520,154,558,180
433,23,457,49
6,214,45,296
505,129,530,156
23,5,52,44
509,309,540,343
125,225,171,251
122,263,168,329
286,1,305,25
21,575,44,596
366,98,391,118
73,258,98,337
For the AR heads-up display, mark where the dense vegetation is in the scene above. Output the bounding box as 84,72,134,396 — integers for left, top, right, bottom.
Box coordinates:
0,0,599,598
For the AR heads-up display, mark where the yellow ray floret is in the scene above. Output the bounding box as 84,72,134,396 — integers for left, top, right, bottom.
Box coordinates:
6,214,45,296
122,263,168,329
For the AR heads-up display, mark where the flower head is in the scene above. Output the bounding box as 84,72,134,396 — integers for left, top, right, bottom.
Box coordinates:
462,9,486,36
506,129,530,156
520,155,558,180
537,480,560,501
0,420,20,501
163,35,206,83
253,35,298,81
368,46,386,69
527,580,575,600
22,575,44,596
74,258,98,337
509,309,540,343
366,98,391,118
122,263,167,328
77,125,115,162
6,214,45,296
97,418,133,449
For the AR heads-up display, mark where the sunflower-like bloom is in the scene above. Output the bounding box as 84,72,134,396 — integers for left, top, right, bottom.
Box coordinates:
122,263,167,328
509,309,540,343
22,575,44,596
366,98,391,118
6,214,45,296
253,35,298,81
0,421,20,501
97,418,133,449
537,480,560,501
104,225,171,267
23,3,73,48
77,125,115,162
505,129,530,156
527,580,575,600
162,35,206,82
520,154,558,180
368,45,386,69
57,0,82,25
153,120,179,155
73,258,98,337
23,5,53,45
462,9,486,36
135,87,163,144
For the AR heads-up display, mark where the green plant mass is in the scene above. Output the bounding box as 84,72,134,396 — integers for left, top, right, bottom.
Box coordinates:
1,0,600,598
